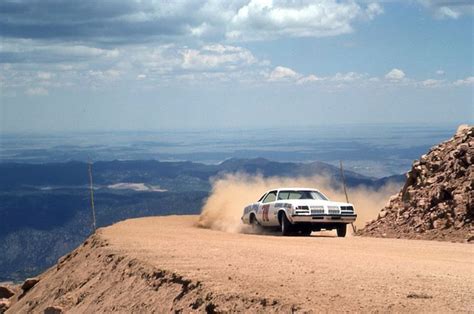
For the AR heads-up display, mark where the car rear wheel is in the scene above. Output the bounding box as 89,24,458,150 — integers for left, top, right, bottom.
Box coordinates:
281,213,293,236
336,225,347,237
249,214,259,229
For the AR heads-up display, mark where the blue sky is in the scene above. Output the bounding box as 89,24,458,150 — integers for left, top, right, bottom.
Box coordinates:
0,0,473,132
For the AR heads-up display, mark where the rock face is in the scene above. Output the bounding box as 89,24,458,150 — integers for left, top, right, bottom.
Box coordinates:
359,125,473,242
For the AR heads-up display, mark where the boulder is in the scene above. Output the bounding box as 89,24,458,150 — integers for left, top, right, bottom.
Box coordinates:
21,278,40,291
44,305,64,314
0,286,15,299
456,124,469,135
433,218,447,230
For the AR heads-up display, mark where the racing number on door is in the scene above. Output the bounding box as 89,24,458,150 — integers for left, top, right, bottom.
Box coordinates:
261,204,270,222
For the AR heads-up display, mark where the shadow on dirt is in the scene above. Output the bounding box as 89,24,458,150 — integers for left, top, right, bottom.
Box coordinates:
240,225,341,238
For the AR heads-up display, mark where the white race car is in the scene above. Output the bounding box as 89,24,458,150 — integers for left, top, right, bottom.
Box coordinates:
241,188,357,237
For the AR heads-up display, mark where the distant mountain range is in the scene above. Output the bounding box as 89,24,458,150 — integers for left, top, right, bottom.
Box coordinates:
0,157,401,189
0,158,404,282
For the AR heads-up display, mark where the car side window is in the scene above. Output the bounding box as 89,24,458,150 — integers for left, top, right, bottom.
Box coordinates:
262,191,277,203
278,191,289,200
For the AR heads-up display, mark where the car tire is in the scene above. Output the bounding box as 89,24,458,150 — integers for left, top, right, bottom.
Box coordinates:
336,225,347,237
300,228,312,236
250,214,259,229
281,213,293,236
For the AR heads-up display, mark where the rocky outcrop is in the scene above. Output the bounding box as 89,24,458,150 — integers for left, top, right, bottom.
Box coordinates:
0,287,15,300
21,278,39,292
359,125,473,242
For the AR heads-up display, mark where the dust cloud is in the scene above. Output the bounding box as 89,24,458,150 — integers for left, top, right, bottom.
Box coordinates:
198,172,401,234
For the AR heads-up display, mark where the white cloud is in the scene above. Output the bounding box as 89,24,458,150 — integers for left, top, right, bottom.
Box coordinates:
0,1,388,93
3,34,470,93
421,79,443,87
269,69,368,85
437,6,460,19
226,0,383,41
385,68,406,81
190,22,213,37
267,66,300,81
331,72,365,82
181,44,257,70
0,38,120,63
1,0,384,46
453,76,474,86
418,0,473,19
297,74,321,85
57,64,83,71
88,69,121,82
26,87,48,96
1,43,269,90
37,72,53,80
129,45,181,75
366,3,384,19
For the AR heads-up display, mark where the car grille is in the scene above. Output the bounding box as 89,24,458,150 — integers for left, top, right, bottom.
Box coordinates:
327,205,340,215
310,205,324,215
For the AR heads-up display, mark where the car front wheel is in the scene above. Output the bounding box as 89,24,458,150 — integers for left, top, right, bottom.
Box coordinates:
300,228,312,236
281,213,293,236
336,225,347,237
250,214,259,229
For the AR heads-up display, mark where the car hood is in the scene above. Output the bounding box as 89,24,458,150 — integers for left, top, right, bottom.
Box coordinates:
281,199,353,207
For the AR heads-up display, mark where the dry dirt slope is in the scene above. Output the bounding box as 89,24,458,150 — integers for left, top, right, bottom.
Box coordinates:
7,216,474,313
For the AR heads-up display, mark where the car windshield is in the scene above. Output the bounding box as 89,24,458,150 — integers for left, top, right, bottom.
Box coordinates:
277,190,328,201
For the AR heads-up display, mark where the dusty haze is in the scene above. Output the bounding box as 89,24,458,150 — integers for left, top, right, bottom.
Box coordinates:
198,173,401,233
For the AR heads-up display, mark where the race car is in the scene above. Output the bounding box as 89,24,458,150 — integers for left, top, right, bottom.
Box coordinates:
241,188,357,237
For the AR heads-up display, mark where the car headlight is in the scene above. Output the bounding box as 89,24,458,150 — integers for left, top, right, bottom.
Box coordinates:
295,205,309,210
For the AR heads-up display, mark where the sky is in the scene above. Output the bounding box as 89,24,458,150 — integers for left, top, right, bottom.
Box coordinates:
0,0,473,132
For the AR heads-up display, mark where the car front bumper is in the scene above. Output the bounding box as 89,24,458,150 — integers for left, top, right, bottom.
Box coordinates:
290,214,357,223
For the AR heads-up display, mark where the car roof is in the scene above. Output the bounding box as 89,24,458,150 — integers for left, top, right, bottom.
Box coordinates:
265,188,320,193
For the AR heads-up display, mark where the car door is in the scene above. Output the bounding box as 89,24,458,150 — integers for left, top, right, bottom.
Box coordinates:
271,190,289,225
259,190,277,226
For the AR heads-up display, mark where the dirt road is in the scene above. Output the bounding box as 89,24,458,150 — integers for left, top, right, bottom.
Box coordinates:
101,215,473,312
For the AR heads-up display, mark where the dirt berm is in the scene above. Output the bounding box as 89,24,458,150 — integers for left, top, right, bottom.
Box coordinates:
6,216,473,313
